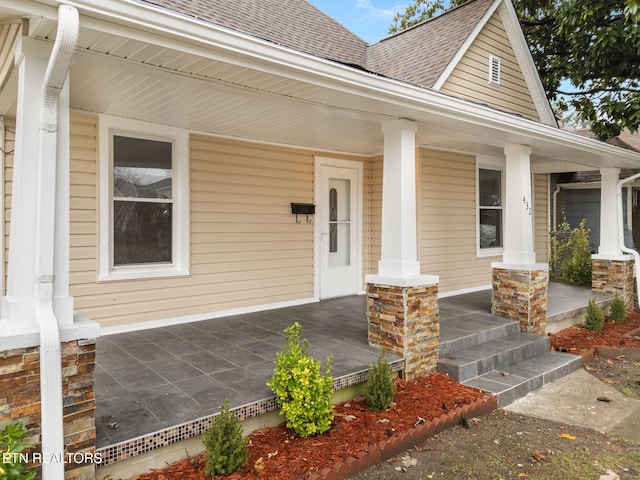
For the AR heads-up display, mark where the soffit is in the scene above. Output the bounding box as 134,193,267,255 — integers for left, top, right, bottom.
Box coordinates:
2,6,640,171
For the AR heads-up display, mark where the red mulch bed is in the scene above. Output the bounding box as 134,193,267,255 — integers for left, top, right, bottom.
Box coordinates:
550,309,640,353
134,371,486,480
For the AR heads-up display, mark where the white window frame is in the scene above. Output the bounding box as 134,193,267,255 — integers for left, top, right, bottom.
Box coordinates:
476,155,505,257
99,115,189,281
489,54,501,85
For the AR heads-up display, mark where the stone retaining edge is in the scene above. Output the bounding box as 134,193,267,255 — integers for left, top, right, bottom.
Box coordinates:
309,394,499,480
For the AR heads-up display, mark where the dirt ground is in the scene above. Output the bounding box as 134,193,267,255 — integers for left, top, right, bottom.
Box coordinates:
347,408,640,480
349,319,640,480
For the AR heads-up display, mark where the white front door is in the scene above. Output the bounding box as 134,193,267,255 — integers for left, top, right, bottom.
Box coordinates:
316,160,361,298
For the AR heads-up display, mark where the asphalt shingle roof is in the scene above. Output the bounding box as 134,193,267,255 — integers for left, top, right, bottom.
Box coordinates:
140,0,496,88
141,0,367,67
366,0,494,88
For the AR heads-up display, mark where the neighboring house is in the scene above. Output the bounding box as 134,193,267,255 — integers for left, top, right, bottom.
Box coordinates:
1,0,640,478
553,131,640,252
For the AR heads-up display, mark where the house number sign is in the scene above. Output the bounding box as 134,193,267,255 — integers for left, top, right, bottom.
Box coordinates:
522,196,532,216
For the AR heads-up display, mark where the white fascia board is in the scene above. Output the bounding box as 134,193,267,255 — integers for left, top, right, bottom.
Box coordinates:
432,0,500,90
11,0,640,167
497,0,557,126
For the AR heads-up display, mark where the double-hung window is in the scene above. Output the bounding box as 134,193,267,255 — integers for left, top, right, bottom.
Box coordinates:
477,156,504,256
99,116,189,280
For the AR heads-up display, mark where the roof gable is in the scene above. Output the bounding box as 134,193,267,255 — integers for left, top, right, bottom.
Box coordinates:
365,0,494,88
438,8,541,120
140,0,367,67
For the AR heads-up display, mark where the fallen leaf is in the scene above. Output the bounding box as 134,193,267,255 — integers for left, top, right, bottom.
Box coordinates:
615,355,627,361
343,414,357,422
531,451,548,462
253,457,265,475
558,433,577,440
598,396,613,402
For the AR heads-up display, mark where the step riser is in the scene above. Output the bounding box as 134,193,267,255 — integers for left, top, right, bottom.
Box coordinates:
439,321,521,356
438,335,550,383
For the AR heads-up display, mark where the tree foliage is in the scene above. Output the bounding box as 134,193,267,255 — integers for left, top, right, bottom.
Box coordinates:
390,0,640,140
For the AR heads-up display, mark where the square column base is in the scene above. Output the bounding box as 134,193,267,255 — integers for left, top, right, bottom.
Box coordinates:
592,255,636,309
491,264,548,334
0,339,97,480
366,279,439,379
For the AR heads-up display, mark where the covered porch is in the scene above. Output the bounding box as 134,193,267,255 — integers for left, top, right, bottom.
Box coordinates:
95,282,609,467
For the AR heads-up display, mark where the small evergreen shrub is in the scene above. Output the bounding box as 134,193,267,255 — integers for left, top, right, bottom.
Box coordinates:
564,218,592,287
365,350,397,412
0,422,35,480
202,398,249,476
609,293,627,322
267,322,334,437
584,297,605,332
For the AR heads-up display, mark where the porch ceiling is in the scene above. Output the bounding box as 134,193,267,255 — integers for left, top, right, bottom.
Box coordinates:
2,1,640,172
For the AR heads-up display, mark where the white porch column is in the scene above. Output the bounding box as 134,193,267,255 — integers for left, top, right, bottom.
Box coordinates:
366,119,439,379
376,119,421,279
1,37,74,333
598,167,621,256
492,144,548,333
502,144,535,265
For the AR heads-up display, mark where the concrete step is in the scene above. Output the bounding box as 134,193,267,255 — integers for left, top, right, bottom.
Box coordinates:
439,317,521,357
461,351,583,407
438,332,550,383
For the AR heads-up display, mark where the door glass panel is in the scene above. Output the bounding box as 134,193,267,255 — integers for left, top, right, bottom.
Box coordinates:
328,178,351,267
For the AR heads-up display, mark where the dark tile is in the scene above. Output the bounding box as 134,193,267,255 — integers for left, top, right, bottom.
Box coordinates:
208,345,265,367
134,383,207,423
146,357,206,382
115,364,168,390
174,375,240,407
128,342,176,364
181,351,236,374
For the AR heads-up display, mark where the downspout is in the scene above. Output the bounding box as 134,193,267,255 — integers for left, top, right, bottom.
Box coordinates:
35,5,79,479
617,172,640,307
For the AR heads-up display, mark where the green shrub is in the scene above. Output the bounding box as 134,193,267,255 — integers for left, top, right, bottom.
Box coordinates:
267,322,334,437
584,297,605,332
609,293,627,322
365,350,397,412
0,422,35,480
202,398,248,476
564,218,592,287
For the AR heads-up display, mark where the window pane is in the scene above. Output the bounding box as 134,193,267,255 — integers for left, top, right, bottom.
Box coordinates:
114,136,173,199
479,209,502,248
114,201,172,265
479,168,501,206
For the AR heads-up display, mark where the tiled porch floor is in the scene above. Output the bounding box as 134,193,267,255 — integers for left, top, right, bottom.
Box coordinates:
95,282,608,448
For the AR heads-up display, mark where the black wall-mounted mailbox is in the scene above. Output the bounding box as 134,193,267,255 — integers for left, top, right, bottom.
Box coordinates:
291,203,315,223
291,203,315,215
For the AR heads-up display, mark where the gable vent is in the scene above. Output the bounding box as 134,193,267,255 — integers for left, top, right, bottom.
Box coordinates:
489,55,501,85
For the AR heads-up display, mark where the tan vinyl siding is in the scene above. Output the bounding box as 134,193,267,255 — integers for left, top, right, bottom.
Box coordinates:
439,12,540,121
534,173,549,262
3,118,15,294
367,154,383,274
69,113,371,328
419,149,494,292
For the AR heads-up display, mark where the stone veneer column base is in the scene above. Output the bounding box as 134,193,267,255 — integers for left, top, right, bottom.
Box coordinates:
0,339,97,480
366,275,439,380
592,255,636,309
491,263,548,334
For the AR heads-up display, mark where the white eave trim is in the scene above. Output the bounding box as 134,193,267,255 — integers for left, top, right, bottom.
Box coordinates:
497,0,557,126
8,0,640,167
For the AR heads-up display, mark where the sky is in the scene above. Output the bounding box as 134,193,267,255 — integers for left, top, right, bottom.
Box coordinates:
308,0,413,43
